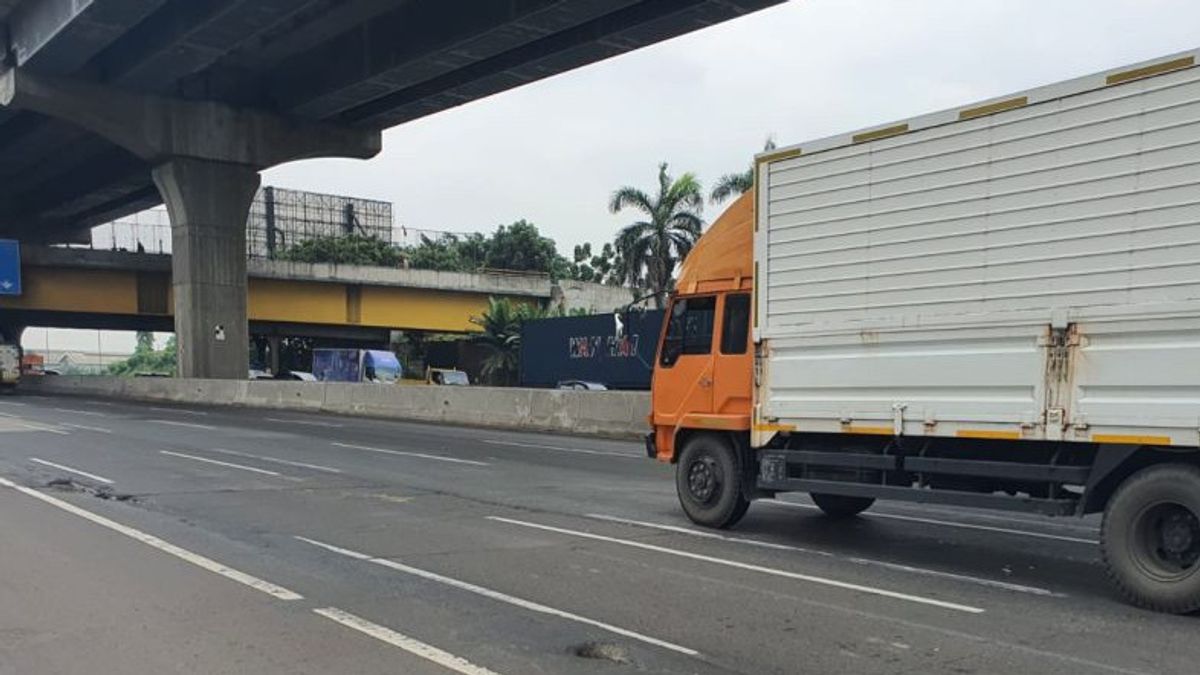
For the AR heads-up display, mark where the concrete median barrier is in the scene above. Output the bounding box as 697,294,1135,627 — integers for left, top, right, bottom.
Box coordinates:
27,376,650,439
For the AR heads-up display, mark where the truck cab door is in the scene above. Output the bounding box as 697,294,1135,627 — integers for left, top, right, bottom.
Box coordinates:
713,292,752,415
652,295,716,427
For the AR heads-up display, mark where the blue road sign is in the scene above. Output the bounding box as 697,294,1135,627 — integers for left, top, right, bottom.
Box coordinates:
0,240,20,296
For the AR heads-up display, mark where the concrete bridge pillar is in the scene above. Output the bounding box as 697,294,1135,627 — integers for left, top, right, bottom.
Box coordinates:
0,68,381,379
152,159,260,380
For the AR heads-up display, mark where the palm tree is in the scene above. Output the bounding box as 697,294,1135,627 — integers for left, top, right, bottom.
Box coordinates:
609,162,704,308
709,137,777,205
469,297,570,385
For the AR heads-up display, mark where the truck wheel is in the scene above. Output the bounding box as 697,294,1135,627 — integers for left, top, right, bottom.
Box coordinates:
1101,464,1200,613
810,493,875,518
676,434,750,529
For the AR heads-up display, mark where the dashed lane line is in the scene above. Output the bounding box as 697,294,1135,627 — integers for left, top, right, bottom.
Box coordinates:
488,516,984,614
150,419,218,431
483,439,637,459
210,448,342,474
29,458,115,485
160,450,282,477
332,442,489,467
313,607,502,675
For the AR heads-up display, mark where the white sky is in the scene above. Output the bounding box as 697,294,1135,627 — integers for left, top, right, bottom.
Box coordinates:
26,0,1200,353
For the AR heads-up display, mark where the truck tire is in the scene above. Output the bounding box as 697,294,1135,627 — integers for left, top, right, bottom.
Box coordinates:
810,493,875,518
676,434,750,529
1101,463,1200,613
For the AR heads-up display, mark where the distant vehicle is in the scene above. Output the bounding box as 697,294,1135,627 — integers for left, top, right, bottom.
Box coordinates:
274,370,317,382
426,367,469,386
0,344,20,389
248,369,273,380
556,380,607,391
313,349,401,383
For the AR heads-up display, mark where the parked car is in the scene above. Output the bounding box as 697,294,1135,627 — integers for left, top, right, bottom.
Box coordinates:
248,369,273,380
426,368,469,386
556,380,607,391
274,370,317,382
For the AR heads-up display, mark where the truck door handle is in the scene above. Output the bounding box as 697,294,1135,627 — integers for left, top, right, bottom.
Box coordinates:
699,377,713,388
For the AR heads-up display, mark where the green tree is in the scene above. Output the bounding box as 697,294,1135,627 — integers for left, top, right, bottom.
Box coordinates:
485,220,565,277
277,234,401,266
567,242,624,286
468,297,584,385
710,137,777,205
609,162,704,307
108,334,176,376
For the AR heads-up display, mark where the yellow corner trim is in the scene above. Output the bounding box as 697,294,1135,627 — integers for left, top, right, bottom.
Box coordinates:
1092,434,1172,446
853,124,909,144
959,96,1028,120
753,423,796,433
1106,56,1195,85
756,147,803,166
956,429,1022,440
845,425,893,436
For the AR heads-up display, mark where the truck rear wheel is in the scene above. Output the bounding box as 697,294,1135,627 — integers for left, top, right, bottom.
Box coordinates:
676,434,749,529
810,493,875,518
1101,463,1200,613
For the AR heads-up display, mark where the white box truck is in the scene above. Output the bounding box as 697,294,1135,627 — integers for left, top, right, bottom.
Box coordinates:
646,50,1200,612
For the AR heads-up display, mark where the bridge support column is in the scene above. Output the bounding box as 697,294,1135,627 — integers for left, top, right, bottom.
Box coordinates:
152,159,260,380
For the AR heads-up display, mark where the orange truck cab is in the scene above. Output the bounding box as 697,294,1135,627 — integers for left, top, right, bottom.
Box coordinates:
648,191,754,462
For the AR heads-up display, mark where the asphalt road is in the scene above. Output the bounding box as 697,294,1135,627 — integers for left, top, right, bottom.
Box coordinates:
0,392,1190,674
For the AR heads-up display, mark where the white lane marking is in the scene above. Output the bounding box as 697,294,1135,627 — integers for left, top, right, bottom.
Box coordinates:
160,450,281,477
769,501,1100,545
149,407,208,416
484,439,636,459
296,536,698,656
53,407,106,417
60,423,113,434
332,442,489,467
264,417,344,428
0,412,69,435
0,400,26,406
29,458,115,485
586,514,1060,597
0,474,302,600
314,607,502,675
488,517,984,614
210,448,342,474
151,419,218,431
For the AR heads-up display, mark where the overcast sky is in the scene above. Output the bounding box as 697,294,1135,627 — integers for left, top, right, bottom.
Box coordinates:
28,0,1200,353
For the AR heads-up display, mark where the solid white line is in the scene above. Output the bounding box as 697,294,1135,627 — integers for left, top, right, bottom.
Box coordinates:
29,458,114,485
160,450,281,476
585,514,1060,597
484,439,636,459
60,423,113,434
264,417,344,428
332,442,489,467
53,407,106,417
0,474,302,600
0,400,27,406
769,501,1099,545
150,407,208,416
151,419,218,431
488,517,984,614
296,535,698,656
313,607,501,675
210,448,342,474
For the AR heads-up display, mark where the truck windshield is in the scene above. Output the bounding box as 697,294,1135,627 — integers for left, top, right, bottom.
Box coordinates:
660,296,715,367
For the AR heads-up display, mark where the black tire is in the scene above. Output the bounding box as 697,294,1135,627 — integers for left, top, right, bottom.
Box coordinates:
1101,463,1200,613
675,434,750,529
810,493,875,518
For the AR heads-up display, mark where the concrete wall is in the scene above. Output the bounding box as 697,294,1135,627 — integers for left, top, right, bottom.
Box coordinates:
28,376,651,439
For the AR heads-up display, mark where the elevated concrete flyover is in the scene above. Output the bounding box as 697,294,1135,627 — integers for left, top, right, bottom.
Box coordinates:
0,245,631,340
0,0,783,377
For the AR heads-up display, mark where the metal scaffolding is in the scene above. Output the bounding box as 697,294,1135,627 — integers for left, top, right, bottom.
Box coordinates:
246,186,393,258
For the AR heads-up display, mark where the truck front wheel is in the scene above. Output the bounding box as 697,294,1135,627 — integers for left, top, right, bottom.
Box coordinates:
810,493,875,518
676,434,750,529
1102,463,1200,613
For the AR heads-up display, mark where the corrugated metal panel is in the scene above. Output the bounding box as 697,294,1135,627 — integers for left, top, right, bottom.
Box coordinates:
757,51,1200,445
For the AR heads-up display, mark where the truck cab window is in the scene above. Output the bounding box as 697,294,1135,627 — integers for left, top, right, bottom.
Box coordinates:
720,293,751,354
660,296,716,366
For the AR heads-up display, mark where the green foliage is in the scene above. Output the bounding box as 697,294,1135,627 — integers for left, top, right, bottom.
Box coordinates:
108,333,176,376
710,137,776,205
485,220,564,276
609,162,705,307
566,242,625,285
277,234,402,266
469,297,584,385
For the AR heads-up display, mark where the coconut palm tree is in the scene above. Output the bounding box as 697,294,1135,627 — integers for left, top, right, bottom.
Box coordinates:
609,162,704,308
709,137,777,205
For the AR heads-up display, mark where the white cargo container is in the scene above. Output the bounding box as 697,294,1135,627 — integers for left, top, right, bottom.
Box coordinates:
755,50,1200,449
